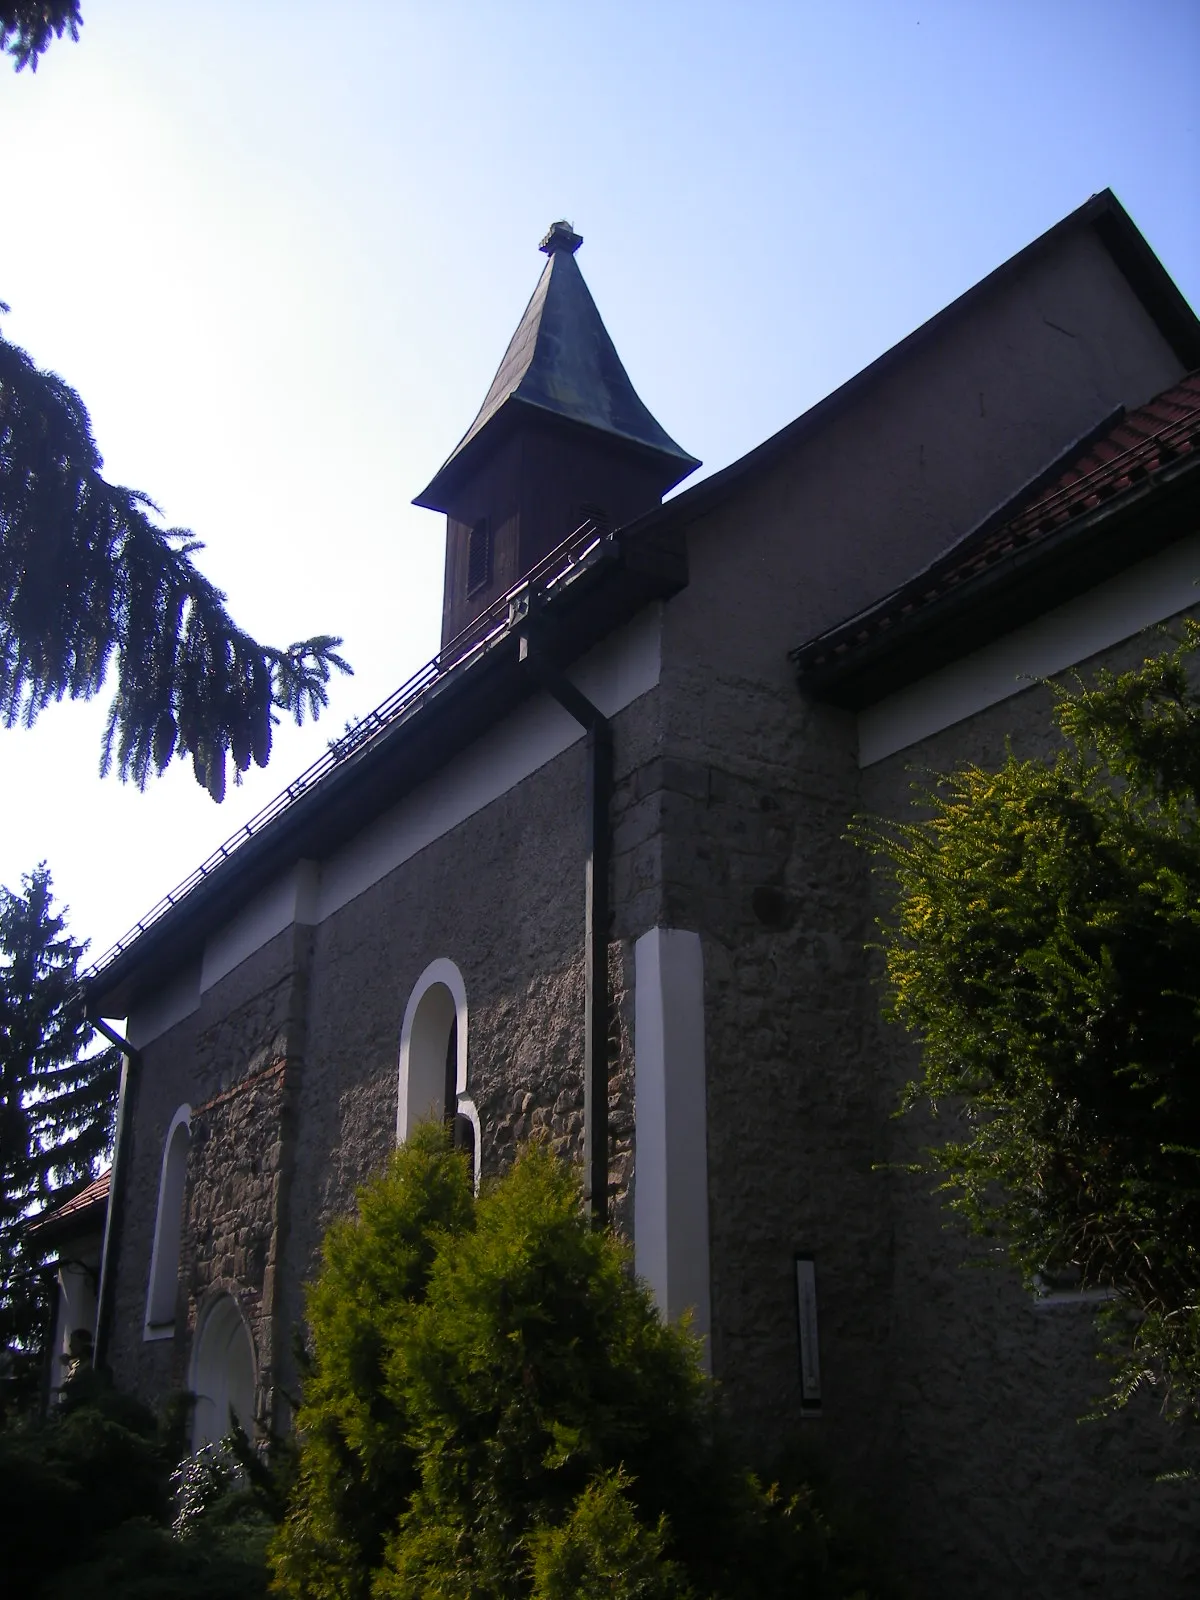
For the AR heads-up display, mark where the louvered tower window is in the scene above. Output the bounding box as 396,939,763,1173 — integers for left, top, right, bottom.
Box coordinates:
466,518,492,595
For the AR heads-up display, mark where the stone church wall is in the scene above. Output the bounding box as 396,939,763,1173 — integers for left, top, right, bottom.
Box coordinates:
856,625,1200,1598
108,922,311,1418
644,469,1198,1592
646,647,890,1490
106,1001,199,1404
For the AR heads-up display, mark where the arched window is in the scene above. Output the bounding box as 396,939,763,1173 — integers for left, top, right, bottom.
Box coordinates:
190,1291,257,1450
144,1105,191,1339
398,958,479,1189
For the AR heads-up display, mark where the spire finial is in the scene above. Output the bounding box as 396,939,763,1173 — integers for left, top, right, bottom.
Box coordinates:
539,220,583,256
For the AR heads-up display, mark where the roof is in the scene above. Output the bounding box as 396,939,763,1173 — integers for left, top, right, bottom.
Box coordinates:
85,193,1198,1015
415,222,699,511
614,189,1200,550
85,515,688,1017
791,370,1200,704
26,1169,111,1244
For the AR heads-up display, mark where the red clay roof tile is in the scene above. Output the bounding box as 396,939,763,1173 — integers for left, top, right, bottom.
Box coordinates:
793,370,1200,681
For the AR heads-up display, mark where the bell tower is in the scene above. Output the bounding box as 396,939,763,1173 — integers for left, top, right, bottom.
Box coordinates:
415,222,699,648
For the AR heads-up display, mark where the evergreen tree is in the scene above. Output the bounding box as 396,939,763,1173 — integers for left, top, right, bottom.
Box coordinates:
1,316,351,800
0,3,81,71
857,622,1200,1418
271,1129,882,1600
0,865,118,1407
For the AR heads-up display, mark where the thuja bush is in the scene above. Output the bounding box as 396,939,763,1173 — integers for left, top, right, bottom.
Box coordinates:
856,623,1200,1419
272,1126,882,1599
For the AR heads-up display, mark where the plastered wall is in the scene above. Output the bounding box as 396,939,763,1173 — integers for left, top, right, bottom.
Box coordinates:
851,624,1200,1596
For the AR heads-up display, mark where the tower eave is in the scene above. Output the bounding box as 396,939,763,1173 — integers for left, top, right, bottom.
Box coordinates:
413,398,700,514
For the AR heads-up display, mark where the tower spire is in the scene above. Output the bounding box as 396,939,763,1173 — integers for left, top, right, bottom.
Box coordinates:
539,219,583,255
416,223,699,646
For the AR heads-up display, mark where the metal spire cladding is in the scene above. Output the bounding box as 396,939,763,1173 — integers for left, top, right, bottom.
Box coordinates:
414,222,698,512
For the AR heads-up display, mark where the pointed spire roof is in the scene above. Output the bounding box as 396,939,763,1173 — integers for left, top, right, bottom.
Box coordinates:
415,222,699,511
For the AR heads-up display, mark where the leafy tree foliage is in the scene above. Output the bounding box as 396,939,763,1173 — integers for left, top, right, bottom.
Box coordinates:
0,2,81,71
272,1127,884,1600
857,624,1200,1418
0,865,118,1407
1,317,351,799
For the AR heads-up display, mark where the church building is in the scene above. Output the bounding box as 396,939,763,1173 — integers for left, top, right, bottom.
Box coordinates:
85,193,1200,1596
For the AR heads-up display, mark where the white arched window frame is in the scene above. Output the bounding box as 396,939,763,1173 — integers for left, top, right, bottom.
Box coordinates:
189,1290,257,1450
144,1104,191,1340
397,958,479,1191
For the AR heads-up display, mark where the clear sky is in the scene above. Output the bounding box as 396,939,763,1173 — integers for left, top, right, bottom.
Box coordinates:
1,0,1197,971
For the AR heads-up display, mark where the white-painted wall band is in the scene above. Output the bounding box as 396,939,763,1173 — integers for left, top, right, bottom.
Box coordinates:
633,927,712,1367
125,610,661,1044
858,531,1200,767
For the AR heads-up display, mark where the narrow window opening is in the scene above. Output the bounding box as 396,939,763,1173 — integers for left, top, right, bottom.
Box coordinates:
442,1017,476,1167
453,1109,477,1167
443,1018,458,1132
399,959,479,1193
145,1108,191,1339
466,518,492,595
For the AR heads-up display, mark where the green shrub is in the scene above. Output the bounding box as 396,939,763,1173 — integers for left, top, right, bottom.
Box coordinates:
528,1470,691,1600
272,1127,889,1599
269,1122,475,1599
0,1373,274,1597
856,624,1200,1418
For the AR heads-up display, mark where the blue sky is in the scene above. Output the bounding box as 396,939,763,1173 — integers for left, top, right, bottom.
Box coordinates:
1,0,1197,967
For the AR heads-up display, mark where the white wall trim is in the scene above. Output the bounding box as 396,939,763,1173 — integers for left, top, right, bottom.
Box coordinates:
143,1103,191,1340
458,1095,482,1194
127,964,200,1048
318,607,660,924
200,861,320,994
397,957,469,1145
102,609,665,1051
858,531,1200,767
633,927,712,1367
189,1288,258,1448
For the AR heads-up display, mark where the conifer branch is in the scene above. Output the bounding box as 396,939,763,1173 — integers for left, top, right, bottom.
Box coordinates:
0,317,352,800
0,3,82,71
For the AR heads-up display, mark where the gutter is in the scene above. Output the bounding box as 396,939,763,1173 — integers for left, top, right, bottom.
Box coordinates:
89,1018,141,1372
518,619,613,1227
85,518,686,1021
794,450,1200,707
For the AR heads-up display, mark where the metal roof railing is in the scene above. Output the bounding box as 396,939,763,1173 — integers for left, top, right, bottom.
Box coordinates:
85,518,613,981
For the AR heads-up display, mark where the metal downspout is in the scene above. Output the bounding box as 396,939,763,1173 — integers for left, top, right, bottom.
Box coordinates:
519,631,613,1227
89,1017,140,1372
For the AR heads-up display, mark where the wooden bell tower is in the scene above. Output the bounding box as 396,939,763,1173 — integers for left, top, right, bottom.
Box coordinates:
415,222,699,648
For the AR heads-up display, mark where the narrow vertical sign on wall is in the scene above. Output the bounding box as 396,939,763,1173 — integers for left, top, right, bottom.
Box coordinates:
795,1254,822,1413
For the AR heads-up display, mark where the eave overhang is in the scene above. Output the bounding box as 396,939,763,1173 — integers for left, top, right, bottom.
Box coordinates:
26,1171,111,1249
85,521,687,1020
413,394,700,514
414,230,700,512
793,451,1200,710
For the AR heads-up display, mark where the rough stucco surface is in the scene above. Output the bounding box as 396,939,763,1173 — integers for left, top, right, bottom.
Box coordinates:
101,226,1199,1597
856,627,1200,1597
267,686,660,1405
106,1008,198,1403
107,690,660,1430
108,926,313,1430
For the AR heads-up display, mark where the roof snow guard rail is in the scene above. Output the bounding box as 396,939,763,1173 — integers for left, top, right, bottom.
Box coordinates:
84,518,615,982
